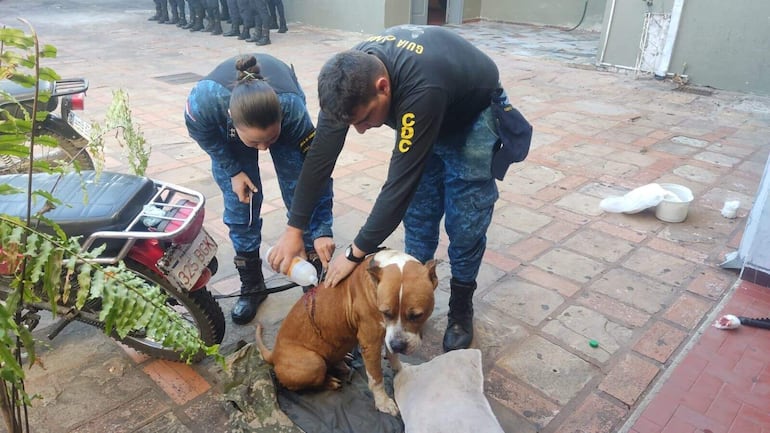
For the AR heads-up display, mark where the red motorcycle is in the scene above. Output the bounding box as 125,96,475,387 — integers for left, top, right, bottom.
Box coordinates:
0,170,225,362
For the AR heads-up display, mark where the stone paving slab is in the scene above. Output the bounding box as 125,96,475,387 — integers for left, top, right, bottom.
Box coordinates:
3,1,770,432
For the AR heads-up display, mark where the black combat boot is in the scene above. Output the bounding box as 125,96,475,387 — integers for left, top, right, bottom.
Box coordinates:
246,26,261,42
149,0,162,20
182,5,196,29
255,25,270,46
223,23,239,36
442,278,476,352
157,0,170,23
176,6,187,27
223,13,241,37
166,4,179,24
238,25,252,40
209,7,223,35
212,20,223,35
231,251,269,325
202,9,215,32
274,1,287,32
189,5,205,31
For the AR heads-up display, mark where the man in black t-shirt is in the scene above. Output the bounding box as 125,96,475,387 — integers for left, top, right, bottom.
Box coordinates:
269,25,520,352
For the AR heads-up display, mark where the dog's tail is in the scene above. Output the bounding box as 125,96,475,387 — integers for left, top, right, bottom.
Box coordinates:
254,322,274,364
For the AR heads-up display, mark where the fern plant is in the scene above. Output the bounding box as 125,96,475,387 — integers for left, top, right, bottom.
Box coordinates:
90,89,151,176
0,21,219,433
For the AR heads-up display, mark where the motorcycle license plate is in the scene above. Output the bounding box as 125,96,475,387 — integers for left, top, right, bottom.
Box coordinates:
165,228,218,291
67,111,92,139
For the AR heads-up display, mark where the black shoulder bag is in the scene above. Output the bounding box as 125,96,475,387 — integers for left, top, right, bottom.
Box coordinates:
490,88,533,180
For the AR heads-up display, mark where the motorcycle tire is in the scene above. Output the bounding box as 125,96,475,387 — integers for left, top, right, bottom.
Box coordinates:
110,258,225,362
0,125,93,175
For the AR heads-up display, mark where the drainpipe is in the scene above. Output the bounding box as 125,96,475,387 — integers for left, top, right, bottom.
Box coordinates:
654,0,685,79
598,0,617,65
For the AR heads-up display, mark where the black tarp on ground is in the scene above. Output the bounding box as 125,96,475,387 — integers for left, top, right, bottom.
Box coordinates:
224,343,404,433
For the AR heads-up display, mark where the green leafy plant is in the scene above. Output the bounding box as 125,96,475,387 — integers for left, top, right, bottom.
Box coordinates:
0,21,219,433
90,89,151,176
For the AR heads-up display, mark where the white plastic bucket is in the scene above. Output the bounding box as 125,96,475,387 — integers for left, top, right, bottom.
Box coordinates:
655,183,694,223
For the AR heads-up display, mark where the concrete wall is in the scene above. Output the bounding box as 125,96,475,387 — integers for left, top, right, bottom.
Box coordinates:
477,0,606,31
288,0,388,34
599,0,770,95
286,0,770,95
671,0,770,95
287,0,606,34
385,0,412,28
462,0,482,21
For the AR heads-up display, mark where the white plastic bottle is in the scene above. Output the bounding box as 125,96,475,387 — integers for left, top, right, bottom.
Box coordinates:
262,246,319,287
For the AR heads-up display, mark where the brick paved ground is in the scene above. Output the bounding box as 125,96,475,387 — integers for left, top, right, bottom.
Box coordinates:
2,1,770,432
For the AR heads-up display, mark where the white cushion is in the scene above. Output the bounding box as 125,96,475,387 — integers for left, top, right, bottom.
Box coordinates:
394,349,505,433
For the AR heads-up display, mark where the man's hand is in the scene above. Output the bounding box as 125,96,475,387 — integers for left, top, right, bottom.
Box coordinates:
231,172,258,203
312,236,336,269
268,227,305,274
325,253,359,288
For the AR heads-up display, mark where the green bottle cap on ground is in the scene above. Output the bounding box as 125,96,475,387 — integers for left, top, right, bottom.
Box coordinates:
589,339,599,348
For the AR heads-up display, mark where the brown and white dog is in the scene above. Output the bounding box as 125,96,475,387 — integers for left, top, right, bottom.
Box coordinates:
255,249,438,415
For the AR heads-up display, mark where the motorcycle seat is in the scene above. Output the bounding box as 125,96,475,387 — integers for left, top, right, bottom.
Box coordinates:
0,171,156,242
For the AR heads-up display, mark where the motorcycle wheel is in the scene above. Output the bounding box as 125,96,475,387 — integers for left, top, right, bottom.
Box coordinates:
0,125,93,175
112,259,225,362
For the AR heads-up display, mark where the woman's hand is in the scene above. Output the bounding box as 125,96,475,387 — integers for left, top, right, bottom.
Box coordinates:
312,237,336,269
231,172,257,203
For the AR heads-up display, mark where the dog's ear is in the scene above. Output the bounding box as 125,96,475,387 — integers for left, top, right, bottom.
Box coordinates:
367,259,382,285
424,259,439,289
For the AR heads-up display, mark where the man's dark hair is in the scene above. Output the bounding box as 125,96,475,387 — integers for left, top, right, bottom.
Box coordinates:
317,50,384,124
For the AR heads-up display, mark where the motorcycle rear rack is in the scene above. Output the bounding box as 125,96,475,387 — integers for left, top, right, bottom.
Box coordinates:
0,78,88,105
79,178,206,265
51,78,89,98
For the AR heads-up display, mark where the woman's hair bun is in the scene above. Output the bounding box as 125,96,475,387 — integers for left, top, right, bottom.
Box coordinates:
235,55,263,81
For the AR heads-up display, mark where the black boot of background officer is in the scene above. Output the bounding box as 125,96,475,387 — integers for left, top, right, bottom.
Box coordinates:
204,1,223,35
157,0,170,23
223,17,240,36
255,25,270,45
442,278,476,351
166,0,180,24
268,0,287,33
223,0,240,36
252,0,271,45
245,6,261,42
231,251,269,325
189,1,205,31
239,24,253,40
175,1,187,27
246,26,261,42
149,0,162,20
203,1,215,32
182,0,196,28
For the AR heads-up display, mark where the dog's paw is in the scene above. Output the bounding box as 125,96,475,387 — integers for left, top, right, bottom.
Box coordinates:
390,359,411,372
375,396,400,416
331,359,352,376
323,375,343,390
392,361,412,373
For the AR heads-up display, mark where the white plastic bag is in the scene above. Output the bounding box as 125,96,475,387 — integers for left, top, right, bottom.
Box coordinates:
721,200,740,218
600,183,669,214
